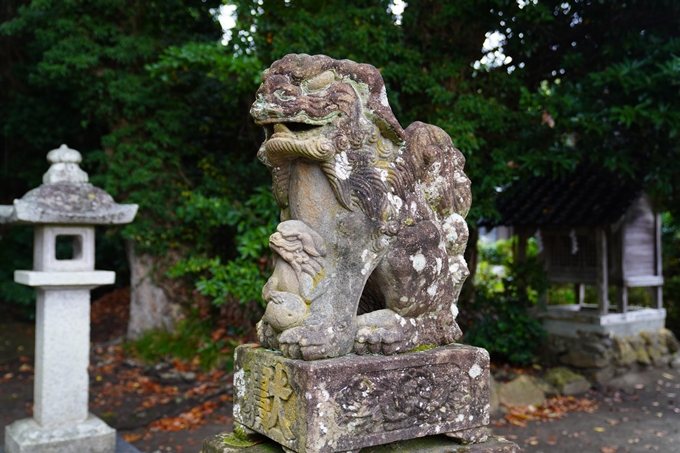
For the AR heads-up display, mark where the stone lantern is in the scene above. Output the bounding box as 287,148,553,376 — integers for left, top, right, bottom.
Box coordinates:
1,145,137,453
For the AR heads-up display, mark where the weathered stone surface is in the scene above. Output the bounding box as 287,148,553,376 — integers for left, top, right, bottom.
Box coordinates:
543,368,591,396
201,434,520,453
640,330,671,366
590,366,616,386
0,145,137,226
496,375,546,408
613,336,637,367
250,54,472,360
5,414,115,453
126,241,176,340
559,349,609,369
539,329,680,385
660,328,680,354
670,356,680,369
529,376,560,398
233,344,490,453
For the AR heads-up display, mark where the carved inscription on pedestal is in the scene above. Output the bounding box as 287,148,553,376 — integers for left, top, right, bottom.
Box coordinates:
335,364,471,434
256,363,296,441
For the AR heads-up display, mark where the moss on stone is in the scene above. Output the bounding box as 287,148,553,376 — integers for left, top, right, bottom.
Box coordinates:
543,367,583,387
222,433,263,448
407,344,436,353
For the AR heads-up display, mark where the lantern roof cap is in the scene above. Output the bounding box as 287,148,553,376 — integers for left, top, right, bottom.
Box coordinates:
0,145,137,225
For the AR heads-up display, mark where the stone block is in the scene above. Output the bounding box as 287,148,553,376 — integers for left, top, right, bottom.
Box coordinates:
233,344,490,453
14,271,115,288
543,368,591,396
496,375,546,407
33,226,94,272
559,350,608,369
202,433,520,453
670,356,680,369
34,288,91,427
590,366,615,387
613,336,636,367
635,347,652,366
660,328,680,354
4,414,115,453
529,376,559,398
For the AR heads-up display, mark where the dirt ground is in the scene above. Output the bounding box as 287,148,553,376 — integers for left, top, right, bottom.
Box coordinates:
0,319,236,452
491,368,680,452
1,291,238,453
2,312,679,453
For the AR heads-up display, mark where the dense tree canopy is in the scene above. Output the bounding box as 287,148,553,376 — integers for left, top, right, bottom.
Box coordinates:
1,0,679,318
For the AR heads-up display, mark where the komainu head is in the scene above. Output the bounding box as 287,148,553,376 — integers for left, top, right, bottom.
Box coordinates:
251,54,472,360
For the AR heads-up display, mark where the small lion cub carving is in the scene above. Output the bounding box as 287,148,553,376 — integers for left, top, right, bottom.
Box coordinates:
251,54,471,360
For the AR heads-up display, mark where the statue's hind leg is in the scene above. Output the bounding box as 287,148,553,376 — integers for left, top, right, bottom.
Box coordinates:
354,220,467,355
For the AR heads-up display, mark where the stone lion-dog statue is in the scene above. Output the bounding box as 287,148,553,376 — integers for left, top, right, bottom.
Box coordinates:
250,54,471,360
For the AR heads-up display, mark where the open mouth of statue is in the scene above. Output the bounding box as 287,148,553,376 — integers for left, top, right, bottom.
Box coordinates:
264,121,335,162
265,122,325,139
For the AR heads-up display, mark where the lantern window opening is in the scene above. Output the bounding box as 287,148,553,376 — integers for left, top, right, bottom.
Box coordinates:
55,234,83,261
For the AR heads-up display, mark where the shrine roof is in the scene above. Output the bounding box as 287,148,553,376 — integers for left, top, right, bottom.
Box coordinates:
483,165,643,228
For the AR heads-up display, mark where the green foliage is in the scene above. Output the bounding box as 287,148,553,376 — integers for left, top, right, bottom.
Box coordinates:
662,212,680,335
0,0,273,314
465,238,547,364
2,0,680,353
0,227,36,318
169,187,279,306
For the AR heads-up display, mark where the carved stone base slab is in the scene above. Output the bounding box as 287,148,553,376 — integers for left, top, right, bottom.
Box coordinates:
233,344,491,453
201,434,519,453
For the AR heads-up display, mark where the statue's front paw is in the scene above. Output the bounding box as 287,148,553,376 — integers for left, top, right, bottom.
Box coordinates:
278,323,354,360
256,320,279,350
354,309,415,355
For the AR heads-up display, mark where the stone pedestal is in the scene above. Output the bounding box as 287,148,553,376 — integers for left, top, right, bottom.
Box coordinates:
5,272,116,453
5,416,115,453
202,434,520,453
233,344,493,453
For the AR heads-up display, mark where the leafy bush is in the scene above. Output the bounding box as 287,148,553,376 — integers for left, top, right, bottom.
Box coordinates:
662,212,680,336
168,186,278,307
0,227,36,318
464,238,547,365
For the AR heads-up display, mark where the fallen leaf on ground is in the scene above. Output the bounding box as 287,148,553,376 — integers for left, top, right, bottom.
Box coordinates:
149,401,221,432
523,436,539,445
594,426,606,432
600,447,618,453
122,433,142,442
498,395,599,427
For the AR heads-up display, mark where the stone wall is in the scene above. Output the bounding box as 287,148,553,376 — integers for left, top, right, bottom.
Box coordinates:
538,328,680,384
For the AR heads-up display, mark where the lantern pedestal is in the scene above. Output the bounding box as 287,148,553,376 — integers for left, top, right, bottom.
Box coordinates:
5,416,115,453
4,272,116,453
